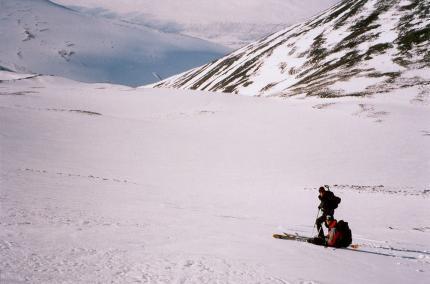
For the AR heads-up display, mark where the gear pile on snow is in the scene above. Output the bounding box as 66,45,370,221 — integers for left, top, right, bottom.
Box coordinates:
275,185,352,248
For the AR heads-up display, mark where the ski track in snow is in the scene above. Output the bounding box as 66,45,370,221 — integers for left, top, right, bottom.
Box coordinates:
15,168,137,185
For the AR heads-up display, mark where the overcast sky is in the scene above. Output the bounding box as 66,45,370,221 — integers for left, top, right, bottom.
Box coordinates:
52,0,340,24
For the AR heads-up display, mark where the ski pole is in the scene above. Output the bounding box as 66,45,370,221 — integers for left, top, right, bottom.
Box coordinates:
317,223,324,237
311,208,320,237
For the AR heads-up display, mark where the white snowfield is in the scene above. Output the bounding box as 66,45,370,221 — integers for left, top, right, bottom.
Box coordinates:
0,71,429,283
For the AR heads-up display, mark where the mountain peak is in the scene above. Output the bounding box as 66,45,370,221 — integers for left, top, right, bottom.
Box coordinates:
154,0,430,97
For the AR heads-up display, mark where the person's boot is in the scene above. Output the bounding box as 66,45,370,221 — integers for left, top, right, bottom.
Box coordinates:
308,237,325,246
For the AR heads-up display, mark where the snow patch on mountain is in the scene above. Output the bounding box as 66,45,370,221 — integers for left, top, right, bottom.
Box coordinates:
0,0,228,86
154,0,430,97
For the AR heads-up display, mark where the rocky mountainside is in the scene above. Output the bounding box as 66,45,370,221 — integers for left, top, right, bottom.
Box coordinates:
154,0,430,97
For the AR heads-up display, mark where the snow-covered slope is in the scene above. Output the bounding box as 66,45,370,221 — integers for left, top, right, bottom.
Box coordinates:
51,0,340,49
155,0,430,97
1,72,429,283
0,0,228,86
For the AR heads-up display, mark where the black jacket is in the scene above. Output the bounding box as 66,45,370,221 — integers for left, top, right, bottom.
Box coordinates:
318,191,335,214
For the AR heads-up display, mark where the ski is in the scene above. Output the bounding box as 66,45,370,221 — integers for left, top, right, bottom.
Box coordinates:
273,232,310,242
273,232,362,250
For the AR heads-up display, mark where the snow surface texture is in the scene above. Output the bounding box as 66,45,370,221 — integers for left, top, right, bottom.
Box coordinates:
1,71,429,283
51,0,340,49
0,0,228,87
154,0,430,98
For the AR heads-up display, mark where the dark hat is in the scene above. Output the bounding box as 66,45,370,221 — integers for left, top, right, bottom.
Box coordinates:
319,186,325,192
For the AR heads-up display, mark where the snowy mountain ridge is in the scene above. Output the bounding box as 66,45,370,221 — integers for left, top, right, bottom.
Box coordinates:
0,0,228,86
51,0,340,49
154,0,430,97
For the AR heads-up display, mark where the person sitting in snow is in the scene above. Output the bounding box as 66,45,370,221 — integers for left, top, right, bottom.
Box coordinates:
315,186,340,238
308,215,352,248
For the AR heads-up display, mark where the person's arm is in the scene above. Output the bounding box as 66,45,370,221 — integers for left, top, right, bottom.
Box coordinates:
319,199,327,211
318,195,324,210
